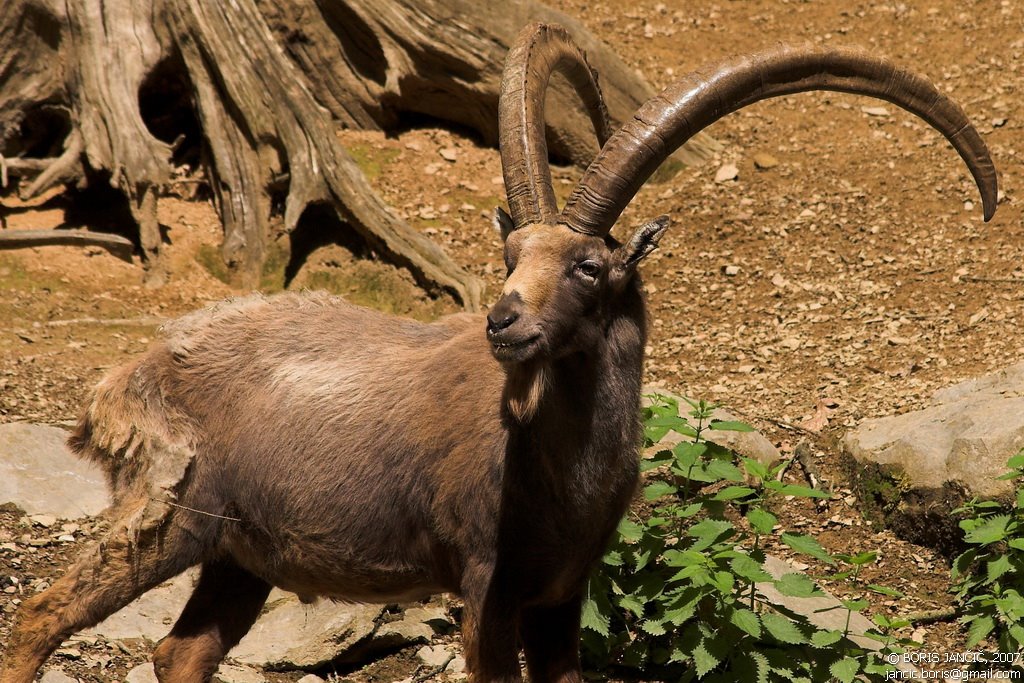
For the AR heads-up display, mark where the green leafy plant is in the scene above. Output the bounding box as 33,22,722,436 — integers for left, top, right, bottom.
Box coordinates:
952,450,1024,652
582,394,906,681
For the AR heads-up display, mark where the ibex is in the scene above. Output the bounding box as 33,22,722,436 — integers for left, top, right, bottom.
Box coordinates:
1,23,996,683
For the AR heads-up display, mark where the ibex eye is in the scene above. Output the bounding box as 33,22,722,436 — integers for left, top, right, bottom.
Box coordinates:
575,261,602,279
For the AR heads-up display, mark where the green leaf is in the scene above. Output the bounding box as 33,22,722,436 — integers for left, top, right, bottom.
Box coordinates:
966,615,996,647
602,550,624,566
775,573,824,598
1007,452,1024,469
704,459,745,482
746,508,778,535
729,608,762,637
708,419,755,432
761,612,807,644
731,555,773,583
741,457,770,481
810,629,844,648
713,485,757,501
867,584,904,598
580,595,609,636
1010,538,1024,551
780,533,834,564
617,593,646,618
644,480,678,500
641,619,667,635
664,549,707,568
639,451,672,472
986,554,1014,584
687,518,734,541
692,639,721,677
840,598,870,612
711,570,735,594
829,657,861,683
848,551,878,566
750,651,770,683
676,502,704,518
617,518,644,543
964,514,1011,545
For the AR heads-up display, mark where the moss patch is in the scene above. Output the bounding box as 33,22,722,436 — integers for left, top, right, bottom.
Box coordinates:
347,143,401,181
289,243,456,321
195,244,233,285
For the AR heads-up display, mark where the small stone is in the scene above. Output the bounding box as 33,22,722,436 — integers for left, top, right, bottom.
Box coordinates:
439,147,458,162
57,534,76,543
40,671,77,683
417,644,454,668
447,655,467,674
214,663,266,683
861,105,890,117
55,648,82,660
296,676,326,683
424,162,443,175
126,663,159,683
714,163,739,183
722,265,740,276
29,514,58,528
753,152,779,169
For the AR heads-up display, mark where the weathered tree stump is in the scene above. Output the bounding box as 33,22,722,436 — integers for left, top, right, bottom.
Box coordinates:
0,0,716,308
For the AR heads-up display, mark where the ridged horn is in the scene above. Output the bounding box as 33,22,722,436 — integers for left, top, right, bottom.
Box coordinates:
499,23,612,228
559,43,998,236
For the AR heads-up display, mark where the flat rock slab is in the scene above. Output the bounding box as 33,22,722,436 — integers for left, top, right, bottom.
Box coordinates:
83,570,198,643
0,423,109,519
844,362,1024,500
843,362,1024,550
231,594,383,669
756,555,919,675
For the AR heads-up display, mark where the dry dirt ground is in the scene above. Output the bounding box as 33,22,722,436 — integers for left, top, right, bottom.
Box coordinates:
1,0,1022,680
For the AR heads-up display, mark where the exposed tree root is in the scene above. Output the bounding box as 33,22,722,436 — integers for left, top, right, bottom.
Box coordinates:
0,0,717,309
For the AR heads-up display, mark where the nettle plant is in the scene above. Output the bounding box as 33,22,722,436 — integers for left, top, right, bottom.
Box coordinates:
952,450,1024,652
582,395,912,682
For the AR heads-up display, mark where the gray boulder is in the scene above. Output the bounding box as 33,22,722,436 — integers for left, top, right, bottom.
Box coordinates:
83,571,197,643
843,362,1024,549
229,594,383,669
0,423,109,520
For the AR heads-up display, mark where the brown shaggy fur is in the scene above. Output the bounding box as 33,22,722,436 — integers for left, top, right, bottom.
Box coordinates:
0,219,664,683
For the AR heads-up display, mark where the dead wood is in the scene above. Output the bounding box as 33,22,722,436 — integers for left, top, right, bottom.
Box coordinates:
0,0,716,308
0,229,135,261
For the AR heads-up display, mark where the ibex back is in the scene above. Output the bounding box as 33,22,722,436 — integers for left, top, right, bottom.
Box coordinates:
0,23,996,683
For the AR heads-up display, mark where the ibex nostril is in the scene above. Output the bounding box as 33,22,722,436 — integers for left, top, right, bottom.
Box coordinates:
487,312,519,335
487,294,523,335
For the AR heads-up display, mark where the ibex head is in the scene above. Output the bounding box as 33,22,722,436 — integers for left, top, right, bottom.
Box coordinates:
489,24,998,415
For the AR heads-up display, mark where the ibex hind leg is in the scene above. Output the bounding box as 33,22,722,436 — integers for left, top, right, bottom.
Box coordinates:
152,560,271,683
0,497,202,683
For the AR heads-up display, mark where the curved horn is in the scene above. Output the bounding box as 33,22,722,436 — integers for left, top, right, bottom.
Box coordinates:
560,43,998,236
499,23,613,228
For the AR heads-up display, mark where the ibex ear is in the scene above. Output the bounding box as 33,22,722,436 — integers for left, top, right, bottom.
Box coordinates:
493,206,516,242
614,216,670,274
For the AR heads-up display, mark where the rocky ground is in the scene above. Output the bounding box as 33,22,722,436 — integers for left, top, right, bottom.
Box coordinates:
1,0,1022,680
